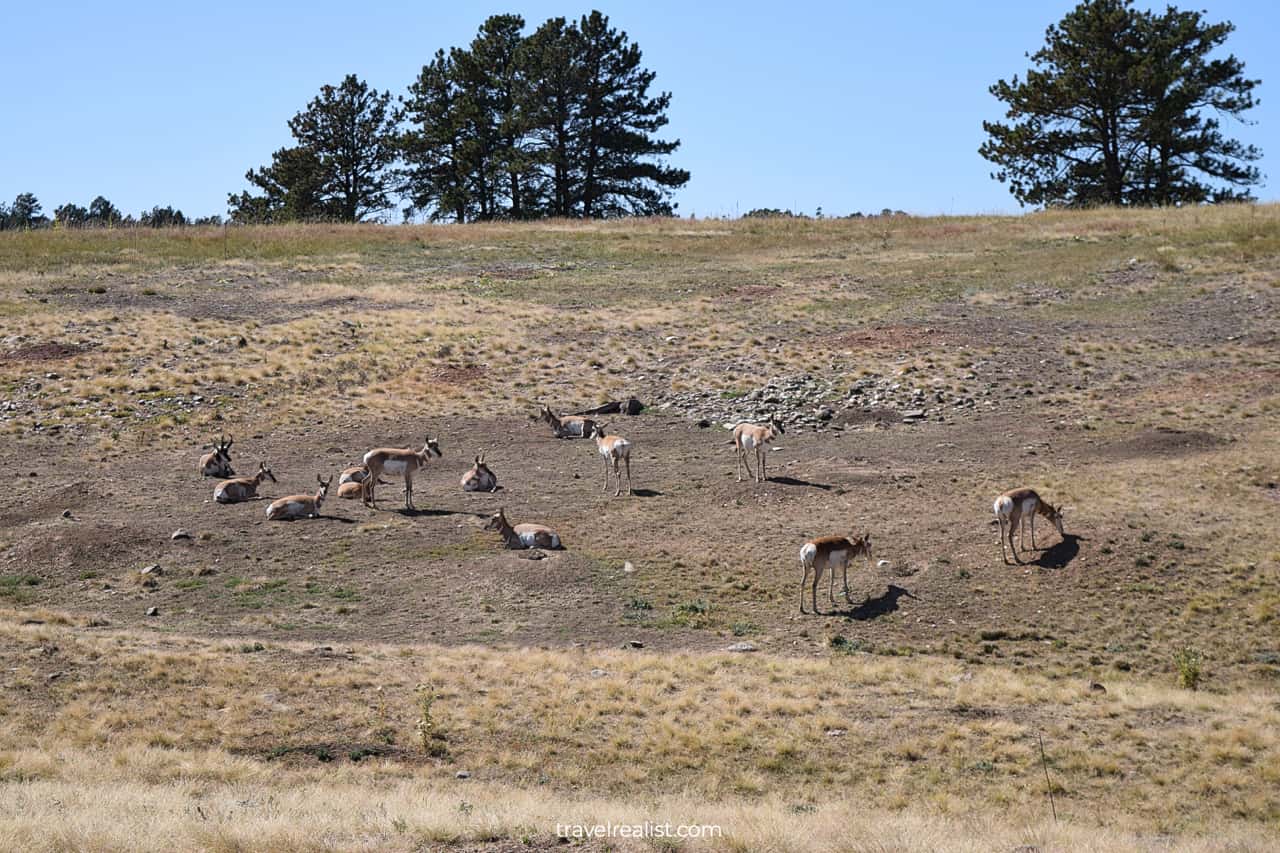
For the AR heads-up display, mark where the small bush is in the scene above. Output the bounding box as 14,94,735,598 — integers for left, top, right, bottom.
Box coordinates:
1175,646,1204,690
415,682,448,757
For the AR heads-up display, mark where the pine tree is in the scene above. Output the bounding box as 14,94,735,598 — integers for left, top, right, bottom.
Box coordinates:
980,0,1260,207
401,50,475,223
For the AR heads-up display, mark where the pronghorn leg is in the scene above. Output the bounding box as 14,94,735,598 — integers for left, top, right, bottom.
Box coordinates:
812,563,823,614
998,518,1009,564
828,559,839,607
623,455,632,495
602,457,610,493
799,561,810,614
736,444,746,482
1010,521,1021,564
613,457,622,497
739,445,754,482
844,558,854,603
1030,513,1037,550
757,448,766,482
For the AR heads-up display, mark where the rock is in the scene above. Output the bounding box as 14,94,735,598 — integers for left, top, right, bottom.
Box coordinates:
589,668,608,678
825,728,846,737
627,640,645,649
519,549,546,560
195,566,217,577
145,606,159,617
877,559,891,569
455,770,471,779
140,564,163,576
901,409,926,421
623,561,635,573
696,418,711,428
171,529,192,541
1089,682,1107,694
727,642,758,653
61,509,73,519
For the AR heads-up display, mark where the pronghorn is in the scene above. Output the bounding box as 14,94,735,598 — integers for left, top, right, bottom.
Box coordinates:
733,416,785,483
199,435,234,478
265,475,332,520
589,423,633,496
213,461,277,504
461,453,498,492
539,404,597,439
362,437,442,509
799,533,873,614
993,488,1065,565
484,507,562,550
335,465,387,500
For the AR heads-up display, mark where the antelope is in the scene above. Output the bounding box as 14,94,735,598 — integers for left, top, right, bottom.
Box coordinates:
213,461,277,504
993,488,1065,565
539,404,597,439
335,465,387,500
484,507,562,550
265,475,332,520
589,423,633,496
461,453,498,492
199,435,234,478
362,437,442,509
799,533,873,614
733,416,785,483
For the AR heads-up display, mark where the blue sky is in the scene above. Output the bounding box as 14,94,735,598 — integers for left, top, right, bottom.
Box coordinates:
2,1,1275,219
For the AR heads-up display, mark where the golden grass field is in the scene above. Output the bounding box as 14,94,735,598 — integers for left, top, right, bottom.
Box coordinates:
1,206,1278,850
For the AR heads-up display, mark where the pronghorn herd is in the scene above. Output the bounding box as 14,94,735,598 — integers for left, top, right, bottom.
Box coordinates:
198,405,1068,617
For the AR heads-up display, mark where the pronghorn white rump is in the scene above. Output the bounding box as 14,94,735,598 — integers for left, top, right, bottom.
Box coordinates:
733,416,785,483
589,423,633,496
798,533,873,614
993,488,1065,564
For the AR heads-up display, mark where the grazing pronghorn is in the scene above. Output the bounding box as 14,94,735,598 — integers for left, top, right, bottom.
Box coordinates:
539,404,597,439
799,533,873,614
362,437,442,509
484,507,562,550
199,435,234,478
733,416,785,483
461,453,498,492
993,488,1065,565
265,475,332,520
213,461,277,504
589,423,633,496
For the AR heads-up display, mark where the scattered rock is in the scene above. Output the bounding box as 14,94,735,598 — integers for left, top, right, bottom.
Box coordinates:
519,549,546,560
589,668,608,679
140,564,163,576
627,640,644,649
455,770,471,779
825,728,847,737
145,606,160,617
195,566,217,577
623,561,635,573
61,509,73,519
171,529,193,541
1089,682,1107,694
727,642,758,653
46,671,65,682
877,559,891,569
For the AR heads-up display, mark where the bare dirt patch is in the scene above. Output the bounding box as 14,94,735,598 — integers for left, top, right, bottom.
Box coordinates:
0,341,91,362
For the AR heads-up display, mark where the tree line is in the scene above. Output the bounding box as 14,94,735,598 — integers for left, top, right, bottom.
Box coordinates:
229,11,690,224
0,192,218,231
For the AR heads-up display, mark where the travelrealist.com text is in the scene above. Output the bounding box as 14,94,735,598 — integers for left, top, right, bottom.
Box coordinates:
556,822,723,840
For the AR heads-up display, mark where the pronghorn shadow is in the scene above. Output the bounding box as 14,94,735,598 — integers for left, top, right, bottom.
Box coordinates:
387,507,461,518
837,585,918,621
630,488,663,498
769,476,833,490
1033,533,1084,569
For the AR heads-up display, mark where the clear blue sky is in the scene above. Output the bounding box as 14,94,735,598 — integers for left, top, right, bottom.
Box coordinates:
2,1,1275,219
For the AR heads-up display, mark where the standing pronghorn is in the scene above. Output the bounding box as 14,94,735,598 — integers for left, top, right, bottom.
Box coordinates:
799,533,873,614
265,475,332,520
362,437,443,509
539,404,597,439
733,416,785,483
214,461,277,504
589,423,633,496
199,435,234,478
484,507,562,550
461,453,498,492
993,488,1065,565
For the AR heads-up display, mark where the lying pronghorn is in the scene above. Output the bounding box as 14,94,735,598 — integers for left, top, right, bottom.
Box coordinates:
993,488,1065,564
362,437,442,509
589,423,633,496
539,404,597,439
265,475,332,520
214,462,277,504
484,507,562,550
461,453,498,492
733,416,785,483
335,465,388,500
200,435,234,478
799,533,873,614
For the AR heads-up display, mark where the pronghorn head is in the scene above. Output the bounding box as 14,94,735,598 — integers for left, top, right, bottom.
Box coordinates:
769,415,786,436
484,507,509,531
421,436,443,459
256,461,277,484
589,422,607,441
472,452,492,473
216,434,234,458
854,532,873,561
316,474,333,500
1045,503,1066,536
539,404,555,422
